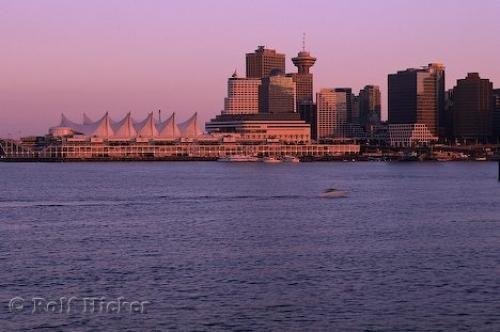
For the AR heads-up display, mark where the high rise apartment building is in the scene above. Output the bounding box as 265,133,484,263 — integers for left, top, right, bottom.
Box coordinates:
223,72,261,115
315,88,336,139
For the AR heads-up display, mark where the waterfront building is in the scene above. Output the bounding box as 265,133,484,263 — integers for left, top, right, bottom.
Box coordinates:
246,46,286,79
0,138,360,161
358,85,381,130
369,123,390,145
452,73,493,142
222,72,261,115
388,123,437,147
388,63,445,138
335,123,366,140
205,113,310,143
52,112,201,141
17,112,362,160
260,74,296,114
315,88,336,140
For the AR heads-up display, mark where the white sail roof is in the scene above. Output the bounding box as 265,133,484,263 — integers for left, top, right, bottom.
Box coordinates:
135,112,159,138
112,113,137,139
178,113,201,138
88,112,114,137
82,113,94,125
157,113,181,139
53,112,201,139
60,114,85,133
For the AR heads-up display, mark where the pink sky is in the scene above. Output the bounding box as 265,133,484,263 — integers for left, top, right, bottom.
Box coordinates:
1,0,499,137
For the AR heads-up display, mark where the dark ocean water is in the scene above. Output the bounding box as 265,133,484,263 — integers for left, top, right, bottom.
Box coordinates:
0,161,499,331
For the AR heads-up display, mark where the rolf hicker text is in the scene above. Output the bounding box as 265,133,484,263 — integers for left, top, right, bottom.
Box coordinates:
8,296,150,314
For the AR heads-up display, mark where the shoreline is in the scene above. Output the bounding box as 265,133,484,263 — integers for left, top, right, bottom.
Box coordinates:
2,140,499,163
1,157,498,163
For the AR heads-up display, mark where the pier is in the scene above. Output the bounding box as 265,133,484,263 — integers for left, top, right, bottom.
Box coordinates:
0,139,360,161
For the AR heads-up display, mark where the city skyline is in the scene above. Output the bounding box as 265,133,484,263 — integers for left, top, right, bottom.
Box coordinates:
1,0,500,137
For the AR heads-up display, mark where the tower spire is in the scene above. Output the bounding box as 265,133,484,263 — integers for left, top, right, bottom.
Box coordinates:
292,37,316,74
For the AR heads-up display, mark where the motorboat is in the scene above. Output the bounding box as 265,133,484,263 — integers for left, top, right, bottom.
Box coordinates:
320,188,348,198
281,155,300,163
218,155,260,162
262,156,282,163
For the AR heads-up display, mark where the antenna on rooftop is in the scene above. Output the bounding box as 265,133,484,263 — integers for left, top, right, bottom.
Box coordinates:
302,32,306,51
158,109,161,123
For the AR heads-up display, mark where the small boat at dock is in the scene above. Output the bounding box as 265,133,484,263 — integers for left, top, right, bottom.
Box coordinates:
262,156,282,163
281,155,300,163
218,155,260,162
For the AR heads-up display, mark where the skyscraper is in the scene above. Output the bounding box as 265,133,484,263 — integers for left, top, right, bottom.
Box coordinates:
246,46,286,78
315,88,336,140
259,74,296,114
351,94,360,125
334,88,352,124
494,89,500,142
334,88,363,138
290,49,316,108
452,73,493,142
206,49,308,142
222,71,261,115
358,85,381,129
443,89,455,140
388,64,443,137
429,63,446,137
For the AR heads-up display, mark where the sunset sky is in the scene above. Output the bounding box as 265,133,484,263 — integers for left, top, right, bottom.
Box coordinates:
1,0,499,137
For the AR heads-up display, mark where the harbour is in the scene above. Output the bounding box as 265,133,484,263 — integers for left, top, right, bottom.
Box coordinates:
1,161,499,331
